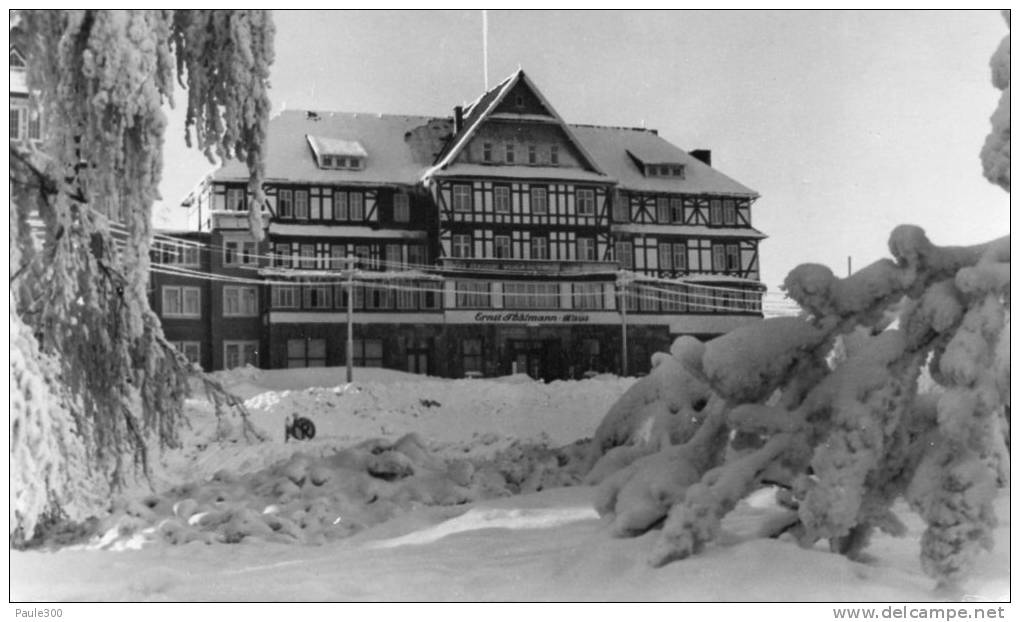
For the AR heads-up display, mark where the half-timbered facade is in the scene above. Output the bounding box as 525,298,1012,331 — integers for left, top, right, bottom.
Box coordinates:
156,69,766,379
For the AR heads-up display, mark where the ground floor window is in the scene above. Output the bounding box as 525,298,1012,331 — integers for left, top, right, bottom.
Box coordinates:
287,338,326,368
171,341,201,366
224,340,259,369
462,338,483,375
352,339,383,367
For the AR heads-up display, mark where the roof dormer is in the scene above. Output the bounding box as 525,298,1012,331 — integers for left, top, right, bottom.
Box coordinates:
626,149,686,179
306,134,367,170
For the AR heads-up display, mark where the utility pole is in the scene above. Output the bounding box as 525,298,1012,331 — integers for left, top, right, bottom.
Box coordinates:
345,256,355,384
847,255,852,277
620,281,629,377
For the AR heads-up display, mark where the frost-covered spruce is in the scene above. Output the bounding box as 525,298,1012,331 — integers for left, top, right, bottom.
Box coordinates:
9,10,274,541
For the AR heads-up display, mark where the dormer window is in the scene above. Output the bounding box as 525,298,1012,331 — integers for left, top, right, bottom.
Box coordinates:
307,135,367,170
505,143,515,164
646,164,685,178
550,145,559,165
483,142,493,162
515,95,525,108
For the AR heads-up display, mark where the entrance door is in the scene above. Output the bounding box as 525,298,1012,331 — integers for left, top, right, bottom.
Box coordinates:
406,338,431,376
509,339,545,380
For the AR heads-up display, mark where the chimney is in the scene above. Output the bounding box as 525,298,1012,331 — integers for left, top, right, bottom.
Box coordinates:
690,149,711,166
453,106,464,133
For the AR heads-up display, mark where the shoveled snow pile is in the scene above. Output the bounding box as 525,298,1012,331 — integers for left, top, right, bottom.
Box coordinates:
82,367,630,551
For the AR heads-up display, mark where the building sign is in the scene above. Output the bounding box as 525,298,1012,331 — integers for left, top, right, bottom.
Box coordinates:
440,258,617,276
472,311,592,324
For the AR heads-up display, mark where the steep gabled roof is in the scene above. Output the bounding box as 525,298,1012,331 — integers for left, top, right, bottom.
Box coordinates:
426,69,606,178
212,111,452,186
570,125,758,197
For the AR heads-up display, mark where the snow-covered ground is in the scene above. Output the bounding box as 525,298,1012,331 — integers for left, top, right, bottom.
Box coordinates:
10,366,1010,602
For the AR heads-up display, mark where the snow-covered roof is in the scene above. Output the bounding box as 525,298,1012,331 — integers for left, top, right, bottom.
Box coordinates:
212,111,449,186
306,135,368,158
209,81,757,199
570,125,758,197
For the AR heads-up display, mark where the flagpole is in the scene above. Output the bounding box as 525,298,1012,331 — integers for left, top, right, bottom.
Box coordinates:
482,10,489,90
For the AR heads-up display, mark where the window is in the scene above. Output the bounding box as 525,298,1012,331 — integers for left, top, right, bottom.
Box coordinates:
503,282,560,309
273,243,293,267
515,94,525,108
300,244,316,269
452,184,472,212
225,341,259,369
419,281,441,310
573,283,604,310
224,240,256,267
352,339,383,367
277,189,293,218
350,192,366,220
530,186,547,215
452,234,472,258
347,157,361,170
303,285,332,309
657,197,671,223
153,241,200,266
354,245,373,270
393,192,410,223
531,236,549,260
616,241,633,270
577,237,596,261
385,244,402,269
223,286,258,317
528,145,537,164
672,165,685,178
161,286,201,318
712,244,727,272
287,338,325,368
455,281,491,308
672,242,687,273
483,142,493,162
723,200,737,225
670,198,684,223
334,191,348,220
709,199,723,225
321,156,333,168
550,145,559,165
171,341,201,366
726,244,741,272
330,244,346,270
396,283,416,310
271,285,299,309
365,285,394,310
494,236,511,259
494,186,511,213
576,188,595,216
27,111,40,141
505,143,515,163
407,244,425,268
658,241,673,271
462,339,483,374
294,190,309,219
226,188,245,211
661,286,687,312
10,108,22,140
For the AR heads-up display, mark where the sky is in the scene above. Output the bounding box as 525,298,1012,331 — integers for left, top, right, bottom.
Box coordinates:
154,10,1010,292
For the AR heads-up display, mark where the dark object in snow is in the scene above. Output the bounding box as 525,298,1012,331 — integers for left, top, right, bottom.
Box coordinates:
285,414,316,442
419,399,441,408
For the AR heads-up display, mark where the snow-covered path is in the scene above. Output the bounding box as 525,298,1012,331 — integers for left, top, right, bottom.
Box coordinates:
11,486,1009,602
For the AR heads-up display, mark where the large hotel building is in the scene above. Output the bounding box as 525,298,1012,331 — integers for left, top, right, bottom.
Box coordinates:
150,69,766,379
